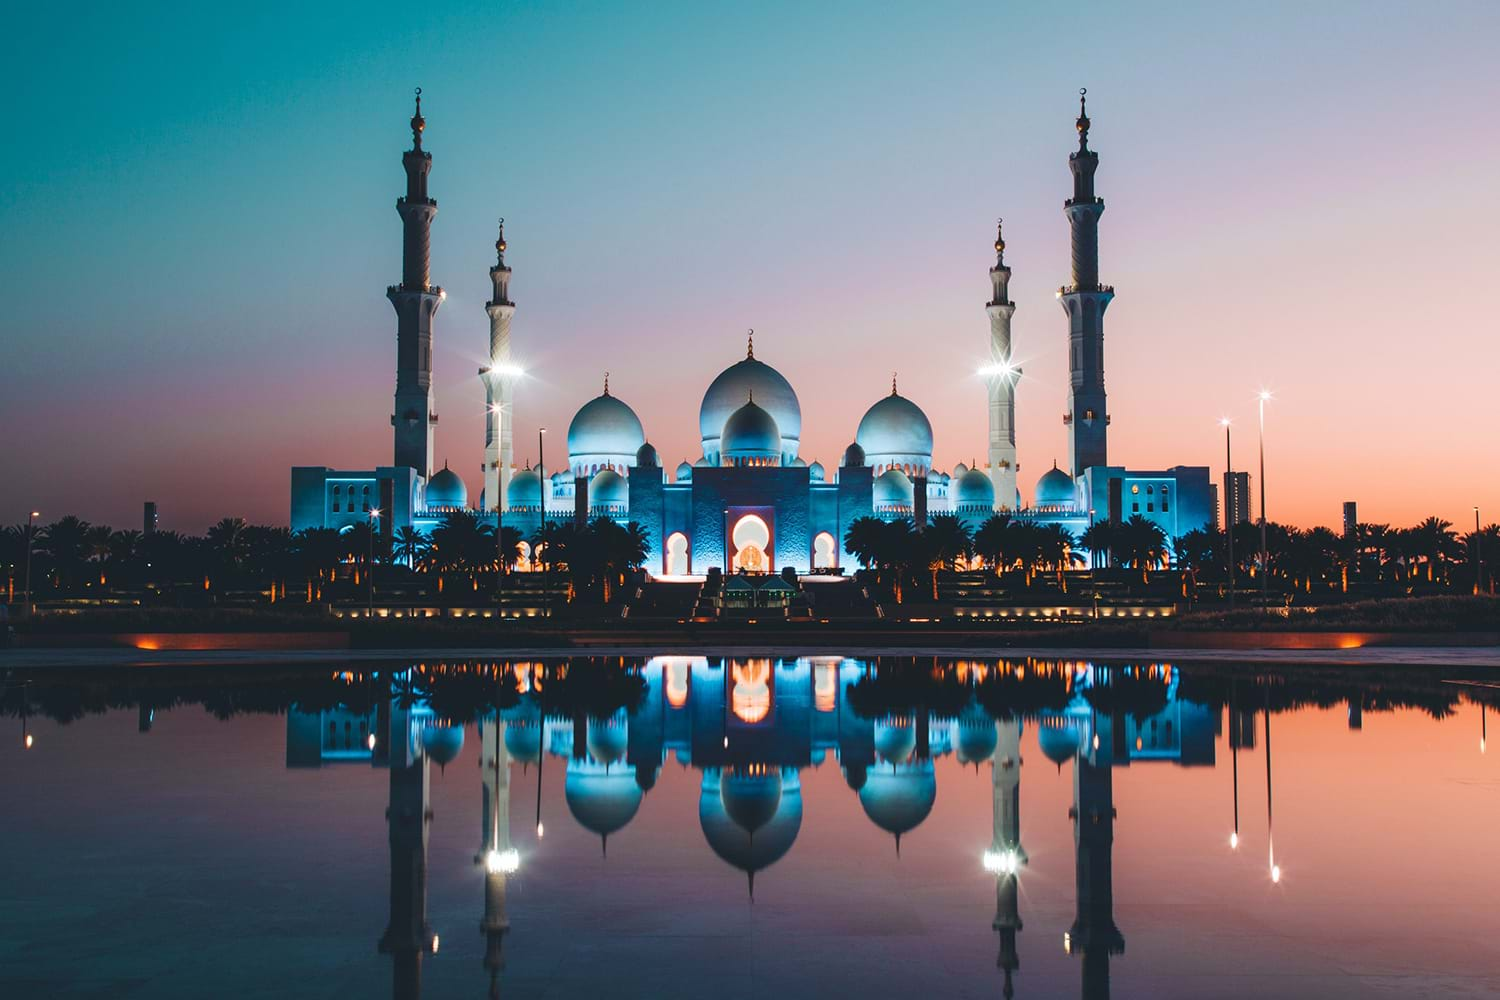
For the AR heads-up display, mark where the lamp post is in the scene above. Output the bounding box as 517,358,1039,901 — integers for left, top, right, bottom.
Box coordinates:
1220,420,1235,611
493,404,506,618
538,428,548,619
23,510,39,615
368,508,380,615
1257,391,1272,612
1476,506,1484,596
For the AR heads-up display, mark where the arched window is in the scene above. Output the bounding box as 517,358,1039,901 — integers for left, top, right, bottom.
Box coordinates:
665,532,689,576
813,531,836,569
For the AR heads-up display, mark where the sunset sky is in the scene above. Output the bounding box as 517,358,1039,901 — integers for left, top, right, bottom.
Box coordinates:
2,1,1496,533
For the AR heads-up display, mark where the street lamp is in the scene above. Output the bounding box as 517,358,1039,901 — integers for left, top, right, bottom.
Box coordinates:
1220,420,1235,611
367,508,381,614
1475,506,1484,596
492,403,506,618
23,510,39,615
1257,391,1272,612
538,427,549,619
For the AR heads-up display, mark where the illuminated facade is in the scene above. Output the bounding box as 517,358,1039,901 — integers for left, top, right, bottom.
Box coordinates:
289,92,1213,568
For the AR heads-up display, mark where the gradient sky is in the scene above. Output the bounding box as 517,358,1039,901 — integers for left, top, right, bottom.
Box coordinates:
2,1,1496,533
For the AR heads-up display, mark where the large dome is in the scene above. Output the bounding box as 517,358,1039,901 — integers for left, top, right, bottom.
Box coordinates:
568,389,645,474
1035,463,1078,507
720,398,781,465
856,391,933,473
700,354,801,462
699,769,803,895
588,469,628,508
858,761,937,845
872,468,914,508
425,464,468,510
1038,716,1081,770
956,468,996,509
507,467,542,510
565,762,644,843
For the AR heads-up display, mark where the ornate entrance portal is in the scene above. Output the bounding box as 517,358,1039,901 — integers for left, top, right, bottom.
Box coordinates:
730,513,772,573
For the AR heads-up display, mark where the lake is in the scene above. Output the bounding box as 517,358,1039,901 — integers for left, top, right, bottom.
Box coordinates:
3,653,1499,999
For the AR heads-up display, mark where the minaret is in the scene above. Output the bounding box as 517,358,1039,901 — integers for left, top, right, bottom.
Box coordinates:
481,219,516,513
986,220,1021,509
478,714,514,999
991,719,1025,998
1059,89,1113,478
388,89,443,477
378,681,436,999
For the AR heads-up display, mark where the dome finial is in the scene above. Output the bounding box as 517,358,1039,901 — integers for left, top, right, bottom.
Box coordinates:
748,388,754,404
1076,87,1091,151
410,87,425,148
994,217,1005,261
746,328,754,359
603,371,610,396
891,372,899,396
495,217,507,264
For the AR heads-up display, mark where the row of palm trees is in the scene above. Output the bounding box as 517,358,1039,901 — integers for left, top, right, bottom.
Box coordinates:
0,512,651,606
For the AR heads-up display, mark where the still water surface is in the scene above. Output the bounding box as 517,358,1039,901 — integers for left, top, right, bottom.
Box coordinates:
4,654,1499,999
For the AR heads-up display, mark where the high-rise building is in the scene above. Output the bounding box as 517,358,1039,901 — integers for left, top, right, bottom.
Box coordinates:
143,501,158,535
1223,471,1250,529
1343,501,1358,537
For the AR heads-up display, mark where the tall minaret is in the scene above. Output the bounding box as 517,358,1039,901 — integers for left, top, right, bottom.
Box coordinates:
986,220,1020,510
481,220,516,512
1068,711,1125,999
388,89,443,477
478,714,514,998
991,719,1026,998
378,683,436,998
1059,89,1113,478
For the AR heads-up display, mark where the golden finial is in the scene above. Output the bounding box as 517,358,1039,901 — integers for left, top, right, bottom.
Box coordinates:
746,328,755,359
1075,87,1090,149
891,372,898,396
994,217,1005,256
411,87,426,146
603,371,610,396
496,217,507,259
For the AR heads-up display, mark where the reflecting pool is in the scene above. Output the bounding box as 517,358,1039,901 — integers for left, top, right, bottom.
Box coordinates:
5,655,1500,998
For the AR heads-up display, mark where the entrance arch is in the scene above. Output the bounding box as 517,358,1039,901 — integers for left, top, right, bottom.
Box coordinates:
665,532,689,576
731,514,771,573
813,531,837,569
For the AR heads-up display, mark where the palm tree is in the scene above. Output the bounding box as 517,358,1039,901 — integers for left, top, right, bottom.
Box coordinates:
924,515,973,571
206,517,250,587
40,515,92,592
0,525,28,602
1115,516,1168,584
1410,516,1461,583
1036,523,1080,588
972,514,1014,577
843,517,887,570
393,525,429,569
1468,523,1500,594
1078,520,1116,571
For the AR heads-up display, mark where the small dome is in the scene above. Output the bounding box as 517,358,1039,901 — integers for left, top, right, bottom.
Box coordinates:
842,442,866,468
694,456,714,468
856,392,934,471
586,714,628,765
701,356,802,458
721,769,783,835
676,461,694,482
699,770,803,887
418,721,465,767
502,717,543,763
1038,717,1081,769
955,704,999,765
635,443,659,468
1036,463,1077,507
956,468,996,508
858,761,937,839
635,766,659,792
938,471,951,486
954,462,968,478
425,464,467,509
721,398,781,463
507,467,542,509
873,468,914,508
588,469,628,508
843,763,869,792
808,461,825,483
788,456,807,468
874,716,916,764
567,391,646,467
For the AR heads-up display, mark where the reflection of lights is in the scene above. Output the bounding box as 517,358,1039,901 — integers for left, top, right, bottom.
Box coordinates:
1092,734,1100,750
24,733,35,749
366,733,377,750
1063,931,1072,954
813,662,837,713
1270,865,1282,884
536,823,545,838
731,661,772,724
1229,832,1239,850
983,849,1021,875
484,848,521,874
664,659,690,708
431,934,440,953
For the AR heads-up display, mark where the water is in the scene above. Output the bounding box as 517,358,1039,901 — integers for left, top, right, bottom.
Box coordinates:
4,654,1499,999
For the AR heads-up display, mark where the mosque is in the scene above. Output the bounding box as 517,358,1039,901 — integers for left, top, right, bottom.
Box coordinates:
290,90,1213,572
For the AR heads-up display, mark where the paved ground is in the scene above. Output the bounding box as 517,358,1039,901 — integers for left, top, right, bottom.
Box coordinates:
2,644,1498,670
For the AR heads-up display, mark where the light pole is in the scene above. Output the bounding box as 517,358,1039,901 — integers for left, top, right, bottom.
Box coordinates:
368,508,380,615
1220,420,1235,611
493,404,506,618
1476,506,1484,596
538,427,548,619
23,510,39,615
1257,391,1272,612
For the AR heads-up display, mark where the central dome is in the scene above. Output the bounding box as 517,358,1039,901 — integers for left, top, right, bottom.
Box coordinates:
955,468,996,509
568,388,645,476
424,463,467,510
1035,463,1078,507
700,354,801,462
721,397,781,465
856,391,933,474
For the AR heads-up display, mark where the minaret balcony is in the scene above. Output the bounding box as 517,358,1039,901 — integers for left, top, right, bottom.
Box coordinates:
1059,284,1115,296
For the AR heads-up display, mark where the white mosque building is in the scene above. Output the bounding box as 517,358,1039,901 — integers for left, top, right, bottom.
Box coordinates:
290,90,1212,574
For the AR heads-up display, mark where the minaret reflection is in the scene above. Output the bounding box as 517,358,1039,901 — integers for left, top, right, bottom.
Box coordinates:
378,675,437,1000
478,711,519,998
984,717,1025,999
1066,711,1124,1000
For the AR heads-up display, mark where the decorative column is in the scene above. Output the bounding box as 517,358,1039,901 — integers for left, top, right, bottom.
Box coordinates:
1059,90,1113,478
389,89,443,477
481,220,516,512
986,220,1020,509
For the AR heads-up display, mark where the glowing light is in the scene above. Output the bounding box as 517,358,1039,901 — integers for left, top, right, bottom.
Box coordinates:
24,734,35,749
366,733,377,750
1219,417,1232,428
431,934,440,953
983,849,1021,875
1229,832,1239,849
1270,865,1282,884
976,361,1019,380
484,848,521,874
1258,389,1274,402
536,823,545,838
1063,932,1072,954
488,362,527,379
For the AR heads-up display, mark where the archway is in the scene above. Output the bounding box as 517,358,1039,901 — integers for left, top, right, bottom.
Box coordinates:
731,514,771,573
517,540,533,572
665,532,689,576
813,531,837,569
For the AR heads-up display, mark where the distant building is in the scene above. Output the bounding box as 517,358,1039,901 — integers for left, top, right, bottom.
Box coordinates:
1223,472,1250,529
143,502,158,536
1343,501,1358,537
291,91,1213,571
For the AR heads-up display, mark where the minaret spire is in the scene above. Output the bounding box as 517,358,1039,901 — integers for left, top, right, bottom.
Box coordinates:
746,328,754,359
389,88,442,477
986,218,1020,509
482,216,517,516
603,371,610,396
1060,88,1113,477
891,372,898,396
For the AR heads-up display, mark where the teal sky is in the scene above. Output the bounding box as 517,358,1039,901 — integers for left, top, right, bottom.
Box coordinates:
2,1,1497,531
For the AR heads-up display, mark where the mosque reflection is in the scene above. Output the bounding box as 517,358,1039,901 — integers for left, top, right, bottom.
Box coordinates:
282,656,1226,999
